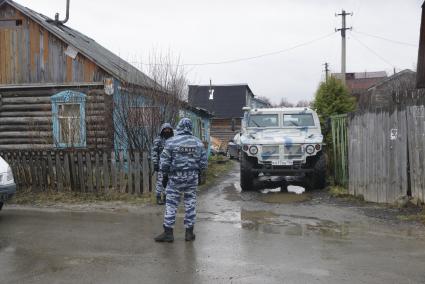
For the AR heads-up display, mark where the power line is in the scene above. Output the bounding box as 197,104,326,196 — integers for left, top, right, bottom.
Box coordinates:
131,32,337,67
353,30,417,47
351,34,396,68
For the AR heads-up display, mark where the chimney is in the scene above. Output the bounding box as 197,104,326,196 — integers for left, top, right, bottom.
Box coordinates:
49,0,70,25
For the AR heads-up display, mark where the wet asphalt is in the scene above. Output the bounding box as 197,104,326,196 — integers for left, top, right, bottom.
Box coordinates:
1,162,425,284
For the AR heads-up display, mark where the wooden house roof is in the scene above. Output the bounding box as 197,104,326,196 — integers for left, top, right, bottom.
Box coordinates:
0,0,156,88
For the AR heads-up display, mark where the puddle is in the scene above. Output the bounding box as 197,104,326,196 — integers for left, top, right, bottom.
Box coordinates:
305,220,350,239
223,184,241,201
241,210,279,221
198,210,241,224
259,192,311,204
241,210,283,233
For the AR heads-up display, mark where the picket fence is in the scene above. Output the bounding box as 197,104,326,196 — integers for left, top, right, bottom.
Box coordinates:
0,150,153,194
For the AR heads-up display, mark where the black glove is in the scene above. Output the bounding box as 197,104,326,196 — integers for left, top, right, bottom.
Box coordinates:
198,170,205,186
162,174,169,188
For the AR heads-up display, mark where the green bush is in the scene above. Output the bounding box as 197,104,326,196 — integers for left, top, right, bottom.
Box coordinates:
312,76,356,144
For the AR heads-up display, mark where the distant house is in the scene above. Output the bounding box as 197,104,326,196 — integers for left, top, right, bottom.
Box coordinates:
188,84,270,145
0,0,211,151
332,71,388,98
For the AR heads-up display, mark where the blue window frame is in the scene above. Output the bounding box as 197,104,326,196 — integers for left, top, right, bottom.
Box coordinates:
51,91,86,148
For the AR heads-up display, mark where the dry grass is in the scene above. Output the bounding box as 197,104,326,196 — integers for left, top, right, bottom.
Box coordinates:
10,158,234,205
398,209,425,224
11,191,151,206
328,186,350,198
200,157,234,189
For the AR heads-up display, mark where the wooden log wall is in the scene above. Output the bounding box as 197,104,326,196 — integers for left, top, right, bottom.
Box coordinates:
0,150,153,194
210,118,241,147
0,87,113,150
0,4,109,85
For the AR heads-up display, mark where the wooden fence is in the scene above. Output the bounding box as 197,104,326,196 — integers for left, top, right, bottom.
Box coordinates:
0,150,154,194
346,71,425,203
348,109,409,203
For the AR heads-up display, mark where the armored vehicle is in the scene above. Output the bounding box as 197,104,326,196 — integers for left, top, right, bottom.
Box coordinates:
239,107,326,191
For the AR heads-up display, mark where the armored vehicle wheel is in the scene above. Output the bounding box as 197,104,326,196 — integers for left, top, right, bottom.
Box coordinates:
306,153,327,190
240,153,255,191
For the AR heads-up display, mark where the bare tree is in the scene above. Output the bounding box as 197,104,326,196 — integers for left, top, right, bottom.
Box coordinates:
295,100,311,107
276,97,294,107
113,50,188,154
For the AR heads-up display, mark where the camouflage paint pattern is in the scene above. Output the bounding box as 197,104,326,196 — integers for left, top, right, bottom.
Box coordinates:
160,118,208,229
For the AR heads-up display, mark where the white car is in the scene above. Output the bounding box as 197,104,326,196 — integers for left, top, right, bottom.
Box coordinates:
0,156,16,210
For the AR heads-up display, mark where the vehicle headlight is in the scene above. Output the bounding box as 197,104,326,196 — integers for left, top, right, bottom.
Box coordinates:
305,145,315,155
249,146,258,155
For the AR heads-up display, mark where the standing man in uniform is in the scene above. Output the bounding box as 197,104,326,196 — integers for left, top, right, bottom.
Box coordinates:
154,118,207,242
152,123,174,205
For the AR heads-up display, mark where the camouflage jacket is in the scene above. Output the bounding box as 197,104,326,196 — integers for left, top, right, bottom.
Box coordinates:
152,123,173,169
160,118,208,175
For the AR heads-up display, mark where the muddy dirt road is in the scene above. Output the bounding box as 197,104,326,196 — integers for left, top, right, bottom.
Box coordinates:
1,162,425,283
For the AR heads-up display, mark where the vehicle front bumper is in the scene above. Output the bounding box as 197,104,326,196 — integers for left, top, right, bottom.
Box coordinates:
0,183,16,202
251,168,313,175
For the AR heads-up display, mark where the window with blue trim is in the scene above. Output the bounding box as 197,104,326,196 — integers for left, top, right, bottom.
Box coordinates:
51,91,86,148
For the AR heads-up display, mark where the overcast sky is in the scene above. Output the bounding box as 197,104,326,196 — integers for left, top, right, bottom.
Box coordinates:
18,0,423,104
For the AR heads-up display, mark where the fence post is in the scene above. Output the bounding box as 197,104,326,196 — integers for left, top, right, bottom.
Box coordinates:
127,151,133,194
142,152,149,194
119,151,126,193
111,151,117,192
135,152,141,195
95,152,101,193
86,152,93,192
103,152,109,193
77,152,85,192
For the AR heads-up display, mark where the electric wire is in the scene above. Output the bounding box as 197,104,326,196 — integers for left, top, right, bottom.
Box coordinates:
353,30,417,47
131,32,337,67
350,34,397,68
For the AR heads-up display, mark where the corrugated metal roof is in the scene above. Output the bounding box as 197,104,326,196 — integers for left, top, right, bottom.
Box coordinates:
1,0,156,88
368,69,415,91
332,71,387,80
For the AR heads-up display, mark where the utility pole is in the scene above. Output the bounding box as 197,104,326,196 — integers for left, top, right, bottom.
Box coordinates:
336,10,353,85
324,62,330,83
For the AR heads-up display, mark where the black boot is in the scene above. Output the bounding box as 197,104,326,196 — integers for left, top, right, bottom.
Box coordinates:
156,195,165,205
185,227,196,242
154,226,174,242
